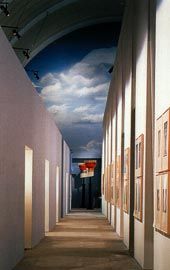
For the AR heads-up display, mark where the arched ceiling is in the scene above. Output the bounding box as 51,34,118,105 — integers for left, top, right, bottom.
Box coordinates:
0,0,125,65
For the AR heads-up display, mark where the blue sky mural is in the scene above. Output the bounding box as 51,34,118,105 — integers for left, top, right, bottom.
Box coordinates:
26,23,121,158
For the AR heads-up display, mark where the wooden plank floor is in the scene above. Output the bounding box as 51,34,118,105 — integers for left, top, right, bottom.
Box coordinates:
14,211,141,270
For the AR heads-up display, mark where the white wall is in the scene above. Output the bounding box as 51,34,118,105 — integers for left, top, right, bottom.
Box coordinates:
0,28,67,270
102,1,154,269
154,1,170,269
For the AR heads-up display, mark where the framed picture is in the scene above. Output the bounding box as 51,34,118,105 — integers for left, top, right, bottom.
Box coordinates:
155,175,161,230
135,134,144,178
111,161,115,205
156,116,162,174
123,180,129,213
162,109,170,172
116,155,121,208
104,167,108,201
134,177,143,222
161,173,170,234
107,165,111,202
124,148,130,180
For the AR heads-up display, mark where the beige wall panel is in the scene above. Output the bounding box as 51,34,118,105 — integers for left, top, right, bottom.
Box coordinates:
134,0,149,266
155,1,170,269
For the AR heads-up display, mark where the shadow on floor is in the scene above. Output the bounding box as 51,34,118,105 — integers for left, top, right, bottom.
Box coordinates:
14,211,141,270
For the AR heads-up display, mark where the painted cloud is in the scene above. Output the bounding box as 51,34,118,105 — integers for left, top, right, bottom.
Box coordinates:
37,47,116,157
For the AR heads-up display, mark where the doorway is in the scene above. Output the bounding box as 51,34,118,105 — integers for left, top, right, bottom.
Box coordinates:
45,160,50,233
56,166,60,223
24,146,33,249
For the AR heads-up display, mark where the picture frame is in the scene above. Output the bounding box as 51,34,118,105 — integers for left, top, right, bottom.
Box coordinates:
160,173,170,235
134,177,143,222
123,179,129,213
104,167,108,201
111,161,116,205
162,109,170,172
124,147,130,180
135,134,144,178
107,165,111,202
156,116,163,174
155,175,161,230
116,155,121,208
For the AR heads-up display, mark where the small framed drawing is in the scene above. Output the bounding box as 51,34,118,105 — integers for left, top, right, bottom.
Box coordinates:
135,134,144,178
124,147,130,180
104,167,108,201
155,175,161,230
107,165,111,202
161,173,170,235
162,109,170,172
134,177,143,222
156,116,162,174
123,180,129,213
111,161,115,205
116,155,121,208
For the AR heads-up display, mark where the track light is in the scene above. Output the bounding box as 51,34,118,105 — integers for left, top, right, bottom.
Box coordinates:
12,29,21,39
33,71,40,80
1,26,21,40
108,65,114,74
0,3,9,16
23,49,30,59
26,69,40,80
13,47,30,60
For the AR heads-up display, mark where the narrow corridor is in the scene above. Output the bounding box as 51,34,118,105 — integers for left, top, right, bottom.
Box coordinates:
14,211,141,270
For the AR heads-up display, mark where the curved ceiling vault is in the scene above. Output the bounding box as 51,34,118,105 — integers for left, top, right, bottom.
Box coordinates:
0,0,125,65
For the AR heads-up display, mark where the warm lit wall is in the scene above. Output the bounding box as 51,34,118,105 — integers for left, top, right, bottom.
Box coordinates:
102,0,154,269
0,28,67,270
154,1,170,269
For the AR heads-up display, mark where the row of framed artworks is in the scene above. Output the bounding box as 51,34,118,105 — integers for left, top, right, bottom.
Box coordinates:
155,173,170,235
102,133,144,222
155,109,170,236
156,109,170,174
134,134,144,222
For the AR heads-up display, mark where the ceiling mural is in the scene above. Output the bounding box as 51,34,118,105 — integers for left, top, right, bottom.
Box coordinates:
26,23,121,158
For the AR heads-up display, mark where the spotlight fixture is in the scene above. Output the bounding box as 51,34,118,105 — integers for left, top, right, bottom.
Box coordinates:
26,69,40,80
33,71,40,80
108,65,114,74
1,25,21,40
23,49,30,59
0,2,9,16
12,29,21,39
13,47,30,60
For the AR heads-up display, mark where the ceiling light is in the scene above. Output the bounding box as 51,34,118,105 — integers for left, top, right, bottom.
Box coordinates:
26,69,40,80
0,4,9,16
23,49,30,59
12,29,21,39
108,66,114,74
33,71,40,80
13,47,30,60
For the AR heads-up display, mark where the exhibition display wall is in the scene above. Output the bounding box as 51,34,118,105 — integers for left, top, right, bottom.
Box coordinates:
0,28,70,270
102,0,155,269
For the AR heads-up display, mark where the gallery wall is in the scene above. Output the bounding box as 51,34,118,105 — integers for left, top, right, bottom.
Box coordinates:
0,28,70,270
154,1,170,270
102,0,154,269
